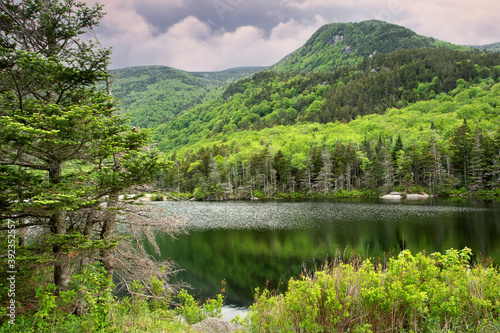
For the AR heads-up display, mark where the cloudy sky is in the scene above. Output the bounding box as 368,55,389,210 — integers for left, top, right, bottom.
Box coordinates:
91,0,499,72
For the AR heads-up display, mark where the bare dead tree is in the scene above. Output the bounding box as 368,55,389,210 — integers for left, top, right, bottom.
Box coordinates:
111,201,189,303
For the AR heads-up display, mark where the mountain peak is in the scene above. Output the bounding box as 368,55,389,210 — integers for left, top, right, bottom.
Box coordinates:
271,20,465,72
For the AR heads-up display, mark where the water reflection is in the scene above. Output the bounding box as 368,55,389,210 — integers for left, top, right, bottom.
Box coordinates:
153,198,500,307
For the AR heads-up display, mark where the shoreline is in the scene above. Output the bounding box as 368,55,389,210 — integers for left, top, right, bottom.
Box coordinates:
139,190,500,202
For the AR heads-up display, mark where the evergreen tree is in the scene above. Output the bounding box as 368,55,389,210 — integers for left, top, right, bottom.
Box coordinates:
449,119,474,189
469,127,485,191
0,0,165,291
392,135,404,162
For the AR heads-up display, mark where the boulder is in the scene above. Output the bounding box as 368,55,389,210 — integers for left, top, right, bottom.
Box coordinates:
406,193,430,200
381,192,402,200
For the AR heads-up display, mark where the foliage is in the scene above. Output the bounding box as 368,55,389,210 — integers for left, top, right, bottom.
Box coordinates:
158,80,500,199
0,266,194,332
150,193,164,201
156,47,500,154
176,289,224,325
30,265,112,331
0,0,169,302
193,187,207,200
110,65,265,128
244,248,500,332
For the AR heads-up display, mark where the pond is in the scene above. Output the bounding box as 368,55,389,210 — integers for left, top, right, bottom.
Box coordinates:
152,198,500,308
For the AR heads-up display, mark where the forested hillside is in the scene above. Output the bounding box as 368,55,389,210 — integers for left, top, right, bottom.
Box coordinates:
471,42,500,53
155,48,500,150
110,65,265,128
160,81,500,199
138,21,500,199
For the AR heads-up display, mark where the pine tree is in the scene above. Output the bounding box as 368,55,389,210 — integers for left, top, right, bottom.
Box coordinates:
392,135,404,162
0,0,166,290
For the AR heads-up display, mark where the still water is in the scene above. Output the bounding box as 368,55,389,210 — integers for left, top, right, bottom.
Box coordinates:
152,198,500,307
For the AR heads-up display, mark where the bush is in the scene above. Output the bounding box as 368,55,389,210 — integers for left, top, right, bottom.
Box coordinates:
176,290,224,325
245,248,500,332
0,265,194,333
194,187,206,200
409,185,427,193
150,193,164,201
253,190,265,199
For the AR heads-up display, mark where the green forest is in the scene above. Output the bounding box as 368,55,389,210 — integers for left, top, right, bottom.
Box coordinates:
1,0,500,332
110,66,264,128
155,47,500,200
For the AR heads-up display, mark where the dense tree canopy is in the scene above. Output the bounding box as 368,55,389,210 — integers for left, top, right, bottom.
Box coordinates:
155,48,500,156
160,81,500,199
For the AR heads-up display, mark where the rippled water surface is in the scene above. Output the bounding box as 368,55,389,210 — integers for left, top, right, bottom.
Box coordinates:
152,198,500,306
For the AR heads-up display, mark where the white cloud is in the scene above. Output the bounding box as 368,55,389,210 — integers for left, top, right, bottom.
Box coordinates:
161,16,327,71
395,0,499,45
99,11,327,71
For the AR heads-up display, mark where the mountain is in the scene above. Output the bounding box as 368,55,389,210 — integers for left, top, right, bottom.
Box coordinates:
155,46,500,153
111,21,477,131
110,65,265,128
270,20,469,73
469,42,500,52
146,20,500,198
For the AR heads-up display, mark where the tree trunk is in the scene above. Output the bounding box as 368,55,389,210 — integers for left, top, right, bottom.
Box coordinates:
100,192,117,279
101,152,120,280
52,211,71,291
49,163,72,291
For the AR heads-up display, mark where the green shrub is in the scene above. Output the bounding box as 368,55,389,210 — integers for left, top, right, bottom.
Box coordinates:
176,289,224,324
194,187,206,200
150,193,164,201
409,185,427,193
0,266,192,333
246,248,500,332
253,190,265,199
278,192,289,199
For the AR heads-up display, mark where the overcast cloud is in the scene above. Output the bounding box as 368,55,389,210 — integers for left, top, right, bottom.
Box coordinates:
90,0,500,71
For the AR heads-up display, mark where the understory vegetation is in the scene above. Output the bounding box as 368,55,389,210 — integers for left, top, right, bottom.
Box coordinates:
0,264,225,332
243,248,500,333
2,248,499,332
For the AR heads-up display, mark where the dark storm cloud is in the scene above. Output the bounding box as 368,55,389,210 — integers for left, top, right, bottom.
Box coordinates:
131,0,319,36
